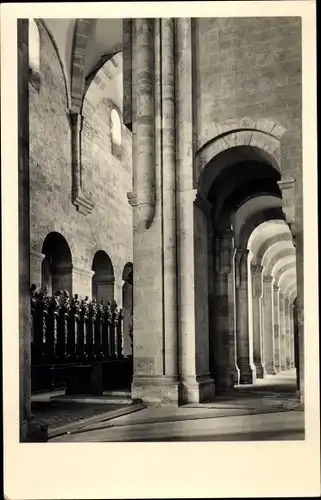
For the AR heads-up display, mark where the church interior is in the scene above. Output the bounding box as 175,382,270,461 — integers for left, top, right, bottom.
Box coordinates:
18,17,304,442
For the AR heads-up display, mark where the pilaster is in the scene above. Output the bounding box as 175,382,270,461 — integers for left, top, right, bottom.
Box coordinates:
289,302,295,368
279,292,287,370
69,111,94,215
251,264,265,378
72,266,95,299
284,297,291,369
175,18,215,403
30,250,45,290
273,283,281,372
213,228,238,393
262,274,276,374
235,249,256,384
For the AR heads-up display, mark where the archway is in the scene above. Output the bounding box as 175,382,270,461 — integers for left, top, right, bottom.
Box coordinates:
198,144,283,394
91,250,114,303
41,232,73,295
122,262,133,357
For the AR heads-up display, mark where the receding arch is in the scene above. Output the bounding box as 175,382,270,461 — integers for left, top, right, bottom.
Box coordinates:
253,231,292,265
278,268,297,291
91,250,115,303
271,254,296,279
240,207,285,249
233,194,282,247
41,232,73,295
197,145,281,202
274,261,296,284
248,220,288,258
266,247,296,276
261,240,295,273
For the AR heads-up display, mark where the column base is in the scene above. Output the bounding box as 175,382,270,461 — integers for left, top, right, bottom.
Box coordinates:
265,361,277,375
238,364,256,385
254,362,265,378
274,361,281,373
131,375,180,405
299,389,304,405
215,368,236,396
179,373,215,405
20,415,48,442
230,364,240,385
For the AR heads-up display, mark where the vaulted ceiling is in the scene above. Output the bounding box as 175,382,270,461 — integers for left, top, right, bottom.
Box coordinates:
41,18,123,111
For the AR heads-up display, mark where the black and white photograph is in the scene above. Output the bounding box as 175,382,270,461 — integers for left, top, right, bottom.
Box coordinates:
2,1,319,499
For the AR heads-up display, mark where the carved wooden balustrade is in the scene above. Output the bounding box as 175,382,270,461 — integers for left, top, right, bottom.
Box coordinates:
30,285,132,394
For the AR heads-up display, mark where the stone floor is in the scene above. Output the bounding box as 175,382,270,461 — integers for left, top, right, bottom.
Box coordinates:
50,369,304,442
31,389,144,438
32,400,124,429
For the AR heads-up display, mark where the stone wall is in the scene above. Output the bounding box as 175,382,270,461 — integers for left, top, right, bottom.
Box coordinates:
195,17,302,179
29,22,133,300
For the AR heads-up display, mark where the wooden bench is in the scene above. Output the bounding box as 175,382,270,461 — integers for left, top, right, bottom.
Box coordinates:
31,362,103,396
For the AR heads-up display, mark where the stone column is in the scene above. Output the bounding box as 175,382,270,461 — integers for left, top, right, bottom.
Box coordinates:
229,249,240,385
160,18,179,380
72,266,94,299
18,19,47,441
214,229,238,393
235,249,256,384
279,292,287,370
289,302,295,368
131,19,180,404
284,297,291,369
251,264,264,378
278,178,303,401
273,283,281,372
176,18,215,403
262,275,276,374
30,250,45,290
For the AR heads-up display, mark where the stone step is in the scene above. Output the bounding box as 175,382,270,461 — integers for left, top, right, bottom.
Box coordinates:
52,394,134,405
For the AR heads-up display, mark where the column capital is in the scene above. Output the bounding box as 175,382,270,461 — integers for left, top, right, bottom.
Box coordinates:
273,283,279,292
251,264,263,275
73,266,95,279
30,250,45,262
194,190,212,218
235,248,249,287
263,275,273,285
216,226,234,241
277,178,296,239
68,110,84,132
127,191,138,208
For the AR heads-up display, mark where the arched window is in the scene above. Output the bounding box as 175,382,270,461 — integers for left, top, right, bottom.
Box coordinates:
110,107,122,158
28,19,40,74
111,108,122,145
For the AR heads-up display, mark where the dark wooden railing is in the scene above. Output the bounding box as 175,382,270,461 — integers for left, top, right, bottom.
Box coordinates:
30,286,133,394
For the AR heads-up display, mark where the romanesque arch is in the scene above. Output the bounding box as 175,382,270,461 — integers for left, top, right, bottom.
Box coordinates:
41,232,73,295
91,250,115,303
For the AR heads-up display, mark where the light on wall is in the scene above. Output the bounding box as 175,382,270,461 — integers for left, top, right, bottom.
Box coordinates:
28,19,40,74
111,108,122,146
